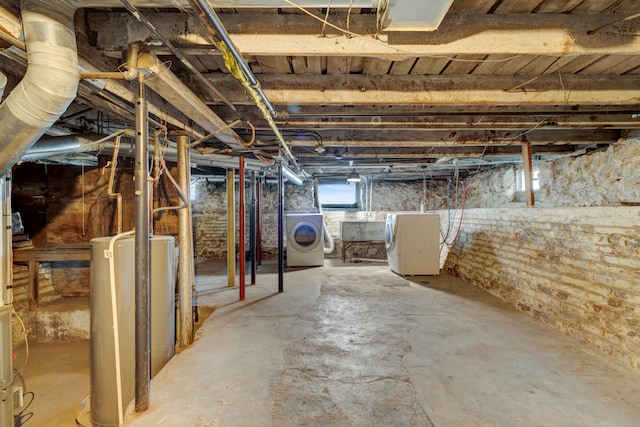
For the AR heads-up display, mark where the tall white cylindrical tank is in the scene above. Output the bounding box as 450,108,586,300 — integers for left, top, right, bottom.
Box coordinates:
89,235,175,427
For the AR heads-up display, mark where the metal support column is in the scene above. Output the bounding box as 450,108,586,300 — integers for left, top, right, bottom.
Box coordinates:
522,141,535,207
256,175,262,266
278,164,284,293
239,156,245,301
250,171,256,285
177,134,193,348
134,75,150,413
226,169,235,287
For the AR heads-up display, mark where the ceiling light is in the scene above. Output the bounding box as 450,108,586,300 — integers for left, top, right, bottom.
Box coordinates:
347,169,361,183
381,0,455,31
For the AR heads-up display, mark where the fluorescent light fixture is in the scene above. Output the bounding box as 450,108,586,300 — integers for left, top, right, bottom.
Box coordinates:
347,169,361,183
381,0,454,31
282,164,304,185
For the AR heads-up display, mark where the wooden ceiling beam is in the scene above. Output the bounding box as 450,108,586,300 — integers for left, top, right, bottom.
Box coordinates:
273,113,640,130
272,128,620,146
87,12,640,59
202,74,640,106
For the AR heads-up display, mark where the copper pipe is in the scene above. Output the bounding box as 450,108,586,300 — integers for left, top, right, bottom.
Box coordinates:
80,43,139,81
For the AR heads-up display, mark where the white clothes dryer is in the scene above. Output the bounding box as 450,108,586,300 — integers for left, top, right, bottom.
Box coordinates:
286,213,325,267
386,212,440,275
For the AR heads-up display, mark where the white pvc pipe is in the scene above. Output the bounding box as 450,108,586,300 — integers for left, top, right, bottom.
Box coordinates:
106,230,136,426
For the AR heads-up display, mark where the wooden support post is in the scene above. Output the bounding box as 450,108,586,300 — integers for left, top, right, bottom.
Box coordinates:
522,141,535,207
28,261,38,310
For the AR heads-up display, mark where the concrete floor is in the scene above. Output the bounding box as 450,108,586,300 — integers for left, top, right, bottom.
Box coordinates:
23,260,640,426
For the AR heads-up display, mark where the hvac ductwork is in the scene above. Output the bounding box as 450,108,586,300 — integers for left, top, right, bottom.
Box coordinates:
0,0,79,176
25,133,268,171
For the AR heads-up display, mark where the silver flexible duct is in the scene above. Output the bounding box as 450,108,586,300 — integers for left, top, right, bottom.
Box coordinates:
0,0,79,176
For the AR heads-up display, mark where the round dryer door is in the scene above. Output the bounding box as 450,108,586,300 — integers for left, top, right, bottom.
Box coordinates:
288,221,322,252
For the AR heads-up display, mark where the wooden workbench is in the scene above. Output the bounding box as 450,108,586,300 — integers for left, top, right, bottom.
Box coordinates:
13,247,91,310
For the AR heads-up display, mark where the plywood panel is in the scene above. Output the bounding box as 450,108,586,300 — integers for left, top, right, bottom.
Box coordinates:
410,57,450,75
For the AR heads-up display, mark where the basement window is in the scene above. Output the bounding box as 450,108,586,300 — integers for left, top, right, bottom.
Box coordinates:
318,180,360,209
518,169,540,191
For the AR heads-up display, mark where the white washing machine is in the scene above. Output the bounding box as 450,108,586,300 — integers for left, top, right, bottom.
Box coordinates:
286,213,325,267
386,212,440,275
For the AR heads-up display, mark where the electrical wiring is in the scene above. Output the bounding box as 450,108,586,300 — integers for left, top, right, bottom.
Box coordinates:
14,390,35,426
443,181,466,247
495,116,550,141
243,121,256,147
280,0,522,64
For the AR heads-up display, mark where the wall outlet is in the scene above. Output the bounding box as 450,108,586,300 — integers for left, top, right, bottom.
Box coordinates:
12,386,22,410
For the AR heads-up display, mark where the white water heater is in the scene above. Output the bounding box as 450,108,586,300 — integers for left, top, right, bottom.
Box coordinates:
89,235,175,427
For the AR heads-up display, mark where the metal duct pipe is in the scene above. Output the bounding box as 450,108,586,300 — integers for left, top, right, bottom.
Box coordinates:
24,133,269,170
0,0,79,176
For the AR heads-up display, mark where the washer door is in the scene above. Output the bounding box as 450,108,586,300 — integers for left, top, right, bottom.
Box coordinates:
288,221,322,252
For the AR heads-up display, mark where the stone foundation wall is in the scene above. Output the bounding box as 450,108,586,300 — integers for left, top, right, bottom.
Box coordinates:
444,207,640,373
445,138,640,373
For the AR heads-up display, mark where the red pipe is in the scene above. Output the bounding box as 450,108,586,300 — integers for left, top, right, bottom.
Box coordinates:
239,155,245,301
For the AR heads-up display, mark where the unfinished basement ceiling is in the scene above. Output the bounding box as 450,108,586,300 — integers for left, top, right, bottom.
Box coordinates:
1,0,639,180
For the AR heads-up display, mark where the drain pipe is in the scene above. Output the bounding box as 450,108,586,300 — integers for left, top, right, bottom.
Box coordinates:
0,0,79,176
134,73,150,413
186,0,300,171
